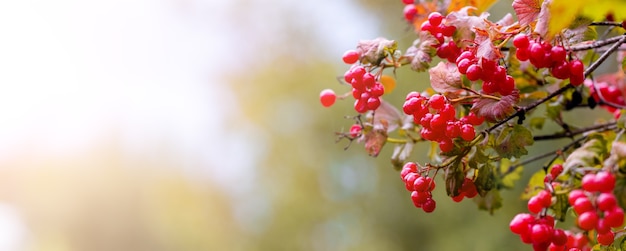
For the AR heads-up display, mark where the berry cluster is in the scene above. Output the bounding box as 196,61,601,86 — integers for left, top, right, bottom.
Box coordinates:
402,92,483,152
400,162,437,213
512,34,585,86
344,66,385,112
456,52,516,96
451,178,478,202
586,80,626,118
419,12,460,63
509,213,572,251
568,171,623,246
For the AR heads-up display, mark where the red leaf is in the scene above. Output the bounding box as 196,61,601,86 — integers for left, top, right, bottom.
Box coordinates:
512,0,542,26
471,90,520,122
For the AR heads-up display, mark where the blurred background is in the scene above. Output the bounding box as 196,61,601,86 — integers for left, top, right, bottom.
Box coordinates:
0,0,585,250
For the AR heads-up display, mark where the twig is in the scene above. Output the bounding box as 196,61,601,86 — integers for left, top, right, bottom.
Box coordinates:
568,34,626,52
533,122,617,140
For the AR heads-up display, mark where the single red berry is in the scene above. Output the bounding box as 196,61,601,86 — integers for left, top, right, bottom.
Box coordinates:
460,124,475,141
597,231,614,246
428,12,444,26
420,21,433,32
414,176,430,192
531,224,553,244
342,50,360,64
597,192,617,211
499,76,515,96
403,4,417,22
551,61,571,80
354,99,367,113
422,198,436,213
457,58,472,74
527,196,544,214
401,0,414,4
573,197,594,214
581,173,599,192
441,25,456,37
428,94,446,110
604,207,624,227
349,124,362,138
550,164,563,177
445,122,460,138
320,89,336,107
513,34,530,49
596,218,611,234
536,190,552,208
550,46,567,62
367,97,381,110
466,64,483,81
516,47,530,61
439,138,454,152
465,112,485,125
577,211,599,231
552,229,568,246
569,60,584,76
529,42,546,66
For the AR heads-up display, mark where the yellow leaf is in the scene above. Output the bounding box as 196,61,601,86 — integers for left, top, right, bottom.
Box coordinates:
447,0,498,13
548,0,626,39
521,170,545,200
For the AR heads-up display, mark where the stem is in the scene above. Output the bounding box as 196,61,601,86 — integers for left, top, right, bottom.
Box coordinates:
387,137,408,144
511,136,588,169
568,34,626,52
590,21,624,27
485,34,626,134
533,122,617,140
450,94,501,103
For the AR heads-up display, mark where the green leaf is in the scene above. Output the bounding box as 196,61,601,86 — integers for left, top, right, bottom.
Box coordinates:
444,159,465,197
614,178,626,210
498,158,523,189
530,117,545,130
473,189,503,214
474,162,496,197
521,170,545,200
563,134,608,173
551,193,569,222
546,101,562,120
494,124,534,159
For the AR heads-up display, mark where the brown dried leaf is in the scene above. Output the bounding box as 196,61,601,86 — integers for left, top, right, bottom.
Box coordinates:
533,0,551,38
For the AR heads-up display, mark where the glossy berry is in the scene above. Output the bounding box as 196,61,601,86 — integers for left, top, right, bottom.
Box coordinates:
403,4,417,21
577,211,599,231
428,12,444,26
513,34,529,49
460,124,475,141
466,64,483,81
320,89,336,107
349,124,362,138
401,0,413,4
597,231,614,246
342,50,360,64
422,198,436,213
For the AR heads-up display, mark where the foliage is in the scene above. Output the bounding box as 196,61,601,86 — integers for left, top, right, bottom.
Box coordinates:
321,0,626,250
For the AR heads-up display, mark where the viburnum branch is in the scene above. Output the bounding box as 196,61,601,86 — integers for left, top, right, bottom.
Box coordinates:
511,136,588,170
449,94,501,103
533,122,617,141
486,34,626,134
568,34,626,52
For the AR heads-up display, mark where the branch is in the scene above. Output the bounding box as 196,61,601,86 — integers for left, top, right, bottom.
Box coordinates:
485,34,626,134
568,34,626,52
533,122,617,141
511,136,588,170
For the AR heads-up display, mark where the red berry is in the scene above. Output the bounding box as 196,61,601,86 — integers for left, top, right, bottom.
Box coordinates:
457,58,472,74
367,97,381,110
581,173,599,192
595,171,616,192
500,76,515,96
428,94,446,110
573,197,594,214
320,89,337,107
550,164,563,177
536,190,553,208
403,4,417,22
569,60,584,76
568,189,586,205
604,207,624,227
597,231,614,246
529,42,546,67
460,124,475,141
550,46,567,62
531,224,553,244
401,0,414,4
465,112,485,125
342,50,360,64
597,192,617,211
596,218,611,234
577,211,599,231
551,60,571,80
516,47,530,61
552,229,568,246
466,64,483,81
349,124,362,138
513,34,530,49
420,21,433,32
445,122,460,138
439,138,454,152
414,176,430,192
354,99,367,113
441,25,456,37
528,196,544,214
422,198,436,212
428,12,444,26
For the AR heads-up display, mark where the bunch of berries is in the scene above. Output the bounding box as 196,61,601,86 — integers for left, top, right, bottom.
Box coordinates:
343,66,385,113
402,92,483,152
512,34,585,86
451,178,478,202
456,52,516,96
400,162,437,213
568,171,623,246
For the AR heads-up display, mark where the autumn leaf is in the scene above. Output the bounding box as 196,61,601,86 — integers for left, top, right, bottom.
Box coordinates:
368,100,404,133
533,0,551,38
404,32,437,72
521,170,545,200
548,0,626,40
446,7,490,43
364,125,387,157
391,142,414,170
563,134,608,173
445,159,465,197
493,124,534,159
429,62,463,95
512,0,542,26
471,90,519,122
447,0,498,13
356,38,397,66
